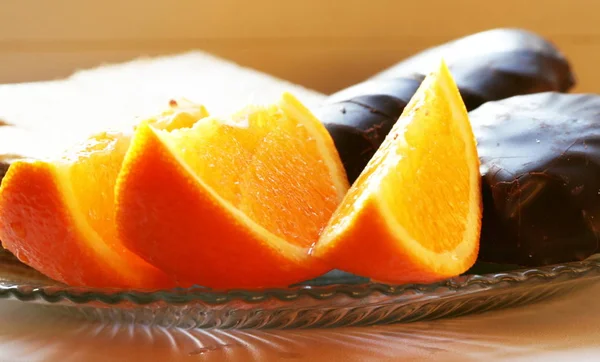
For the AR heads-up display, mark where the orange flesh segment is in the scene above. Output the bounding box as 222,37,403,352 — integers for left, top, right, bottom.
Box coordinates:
57,132,132,254
317,60,481,282
386,81,472,253
115,93,349,289
59,103,209,253
160,94,348,248
0,152,167,288
145,99,209,131
0,161,121,286
0,102,209,288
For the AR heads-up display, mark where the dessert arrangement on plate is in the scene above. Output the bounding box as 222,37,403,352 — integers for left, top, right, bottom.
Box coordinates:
0,28,599,329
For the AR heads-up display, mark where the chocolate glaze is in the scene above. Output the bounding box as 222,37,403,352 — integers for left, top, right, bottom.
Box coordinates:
317,28,575,183
472,92,600,266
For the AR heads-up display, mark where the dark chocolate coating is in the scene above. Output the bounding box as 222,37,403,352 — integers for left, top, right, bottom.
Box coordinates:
472,92,600,266
317,28,576,183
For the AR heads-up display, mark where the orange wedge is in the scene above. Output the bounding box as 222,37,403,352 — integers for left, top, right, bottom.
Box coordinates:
0,101,208,288
313,61,482,284
115,93,349,289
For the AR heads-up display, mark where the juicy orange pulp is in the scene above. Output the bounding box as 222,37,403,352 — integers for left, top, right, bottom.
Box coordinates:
115,93,349,289
314,60,482,284
0,101,208,288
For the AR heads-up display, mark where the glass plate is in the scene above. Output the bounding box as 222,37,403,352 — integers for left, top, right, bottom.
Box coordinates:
1,248,599,329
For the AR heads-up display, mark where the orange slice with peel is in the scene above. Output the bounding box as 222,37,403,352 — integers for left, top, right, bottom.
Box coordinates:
115,93,349,289
313,60,482,284
0,101,208,288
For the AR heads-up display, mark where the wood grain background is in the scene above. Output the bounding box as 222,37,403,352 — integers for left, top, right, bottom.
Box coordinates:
1,0,599,93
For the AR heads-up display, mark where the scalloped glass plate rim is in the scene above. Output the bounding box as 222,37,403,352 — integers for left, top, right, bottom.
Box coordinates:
2,254,600,307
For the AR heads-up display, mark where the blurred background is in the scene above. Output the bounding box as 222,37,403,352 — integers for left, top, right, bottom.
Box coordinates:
2,0,598,93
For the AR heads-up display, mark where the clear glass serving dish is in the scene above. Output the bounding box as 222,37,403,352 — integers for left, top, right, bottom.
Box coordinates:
1,247,599,329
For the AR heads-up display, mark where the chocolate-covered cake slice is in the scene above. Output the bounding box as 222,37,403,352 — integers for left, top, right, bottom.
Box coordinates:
473,92,600,266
